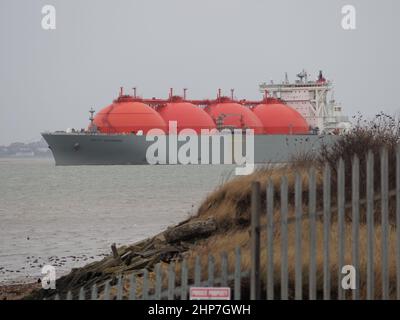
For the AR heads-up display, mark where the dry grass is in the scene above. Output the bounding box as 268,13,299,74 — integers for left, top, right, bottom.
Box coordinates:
116,205,398,299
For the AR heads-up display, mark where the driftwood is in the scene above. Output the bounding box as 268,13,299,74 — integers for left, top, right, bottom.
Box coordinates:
111,243,123,264
164,219,217,243
25,218,218,300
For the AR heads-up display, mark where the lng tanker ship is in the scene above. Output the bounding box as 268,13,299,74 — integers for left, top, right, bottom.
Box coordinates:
42,71,349,165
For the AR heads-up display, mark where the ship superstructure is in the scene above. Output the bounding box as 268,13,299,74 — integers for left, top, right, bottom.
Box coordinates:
259,70,351,133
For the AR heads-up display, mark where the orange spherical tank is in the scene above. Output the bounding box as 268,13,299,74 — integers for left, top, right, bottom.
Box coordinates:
157,102,216,134
93,98,167,134
205,102,264,134
252,102,309,134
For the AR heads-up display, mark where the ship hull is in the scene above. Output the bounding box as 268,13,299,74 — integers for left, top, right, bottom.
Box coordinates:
42,133,336,166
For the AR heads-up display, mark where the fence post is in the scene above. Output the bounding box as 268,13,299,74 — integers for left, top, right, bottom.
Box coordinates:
266,179,274,300
366,150,375,300
352,154,360,300
309,167,317,300
337,158,345,300
323,164,331,300
281,176,289,300
250,181,261,300
294,173,302,300
381,147,389,300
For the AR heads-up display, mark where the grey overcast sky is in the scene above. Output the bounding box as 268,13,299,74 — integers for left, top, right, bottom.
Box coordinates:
0,0,399,144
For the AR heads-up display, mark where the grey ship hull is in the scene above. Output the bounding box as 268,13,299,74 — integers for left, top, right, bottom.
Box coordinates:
42,132,336,166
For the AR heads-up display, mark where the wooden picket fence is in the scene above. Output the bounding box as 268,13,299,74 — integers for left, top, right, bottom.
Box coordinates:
51,147,400,300
50,250,248,300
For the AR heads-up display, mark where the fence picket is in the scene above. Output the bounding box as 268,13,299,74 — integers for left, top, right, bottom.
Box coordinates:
78,287,85,300
309,167,317,300
381,148,389,299
142,269,149,300
129,273,136,300
66,291,72,300
221,251,228,287
168,262,175,300
194,256,201,286
234,247,241,300
208,255,215,287
366,150,375,300
250,181,261,300
181,259,188,300
397,145,400,300
103,280,110,300
266,179,274,300
294,173,302,300
91,284,98,300
281,176,289,300
337,158,345,300
116,275,123,300
154,263,162,300
352,154,360,300
323,164,331,300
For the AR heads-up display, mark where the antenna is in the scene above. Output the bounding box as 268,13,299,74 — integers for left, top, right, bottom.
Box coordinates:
296,70,306,82
89,107,95,124
169,88,173,99
284,72,289,84
230,89,234,100
217,88,221,99
183,88,187,100
119,87,124,96
88,107,98,133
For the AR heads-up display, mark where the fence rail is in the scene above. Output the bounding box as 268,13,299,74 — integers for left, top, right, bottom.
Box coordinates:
50,146,400,300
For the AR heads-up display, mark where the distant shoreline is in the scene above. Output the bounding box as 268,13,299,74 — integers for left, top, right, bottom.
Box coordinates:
0,282,40,300
0,156,53,160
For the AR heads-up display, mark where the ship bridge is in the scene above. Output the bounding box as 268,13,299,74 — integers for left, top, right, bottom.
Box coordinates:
259,70,351,133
